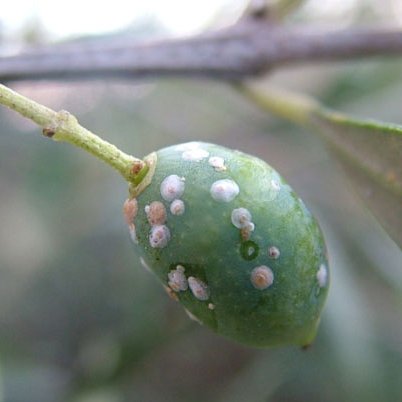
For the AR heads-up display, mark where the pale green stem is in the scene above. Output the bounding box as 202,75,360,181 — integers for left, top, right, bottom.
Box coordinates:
274,0,306,19
237,82,319,126
0,83,148,188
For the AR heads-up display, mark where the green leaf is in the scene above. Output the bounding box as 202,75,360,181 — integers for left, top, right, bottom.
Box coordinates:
239,84,402,248
311,109,402,247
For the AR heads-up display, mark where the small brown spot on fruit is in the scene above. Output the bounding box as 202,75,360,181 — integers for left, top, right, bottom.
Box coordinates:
240,224,254,241
188,277,209,301
168,265,188,292
131,160,145,175
123,198,138,225
250,266,274,290
42,127,56,137
170,199,185,215
164,285,179,301
145,201,167,226
149,225,171,248
268,246,280,259
210,179,239,202
160,175,185,201
231,208,252,229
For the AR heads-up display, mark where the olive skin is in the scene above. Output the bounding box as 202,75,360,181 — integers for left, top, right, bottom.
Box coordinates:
124,142,329,348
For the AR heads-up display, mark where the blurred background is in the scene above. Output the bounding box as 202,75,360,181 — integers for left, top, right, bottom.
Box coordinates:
0,0,402,401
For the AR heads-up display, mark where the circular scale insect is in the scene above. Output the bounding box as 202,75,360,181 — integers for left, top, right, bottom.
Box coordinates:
123,142,329,348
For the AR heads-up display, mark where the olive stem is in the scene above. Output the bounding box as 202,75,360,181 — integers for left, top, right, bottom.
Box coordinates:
236,82,319,126
0,83,148,188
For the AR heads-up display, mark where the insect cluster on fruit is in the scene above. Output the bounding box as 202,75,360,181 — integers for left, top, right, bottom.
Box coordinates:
123,142,329,348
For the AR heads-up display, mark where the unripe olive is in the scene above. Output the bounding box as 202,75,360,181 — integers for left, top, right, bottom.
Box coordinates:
124,142,329,347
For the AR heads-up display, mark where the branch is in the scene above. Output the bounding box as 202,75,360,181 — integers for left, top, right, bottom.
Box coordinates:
2,21,402,82
0,83,150,191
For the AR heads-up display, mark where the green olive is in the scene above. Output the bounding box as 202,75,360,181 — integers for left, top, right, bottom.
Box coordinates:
124,142,329,347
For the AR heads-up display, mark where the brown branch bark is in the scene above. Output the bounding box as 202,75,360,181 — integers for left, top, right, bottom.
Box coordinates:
2,21,402,82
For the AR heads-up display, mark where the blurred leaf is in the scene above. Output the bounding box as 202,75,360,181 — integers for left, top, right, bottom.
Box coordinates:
239,84,402,248
311,109,402,247
319,60,402,108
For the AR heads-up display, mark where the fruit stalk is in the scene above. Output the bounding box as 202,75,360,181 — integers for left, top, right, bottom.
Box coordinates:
0,83,148,188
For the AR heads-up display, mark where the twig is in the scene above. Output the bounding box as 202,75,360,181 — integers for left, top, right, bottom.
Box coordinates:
1,21,402,82
0,83,149,188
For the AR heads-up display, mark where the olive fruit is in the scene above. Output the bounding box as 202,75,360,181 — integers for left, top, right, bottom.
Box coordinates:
124,142,329,347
